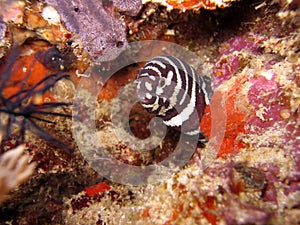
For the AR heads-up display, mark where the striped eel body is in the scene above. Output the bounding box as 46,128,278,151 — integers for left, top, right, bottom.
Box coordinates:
136,55,213,143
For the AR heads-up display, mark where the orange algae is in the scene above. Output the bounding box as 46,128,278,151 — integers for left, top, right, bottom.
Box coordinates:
201,80,248,157
85,182,111,196
98,64,141,101
167,0,202,9
160,195,217,225
220,94,247,156
166,0,229,10
145,0,235,10
1,55,45,96
201,196,217,225
200,107,212,138
0,54,58,103
141,207,151,218
164,203,184,225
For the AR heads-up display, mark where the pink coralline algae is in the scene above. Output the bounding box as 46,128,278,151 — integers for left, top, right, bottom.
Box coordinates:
222,197,271,225
213,36,262,87
212,35,300,212
247,73,281,129
246,68,298,147
213,35,298,150
45,0,141,62
245,69,299,206
259,163,280,204
195,162,270,224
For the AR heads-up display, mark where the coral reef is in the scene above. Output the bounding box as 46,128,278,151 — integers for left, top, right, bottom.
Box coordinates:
0,0,299,224
61,1,299,224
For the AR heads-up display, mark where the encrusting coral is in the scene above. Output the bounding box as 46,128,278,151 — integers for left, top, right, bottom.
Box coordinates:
0,136,36,205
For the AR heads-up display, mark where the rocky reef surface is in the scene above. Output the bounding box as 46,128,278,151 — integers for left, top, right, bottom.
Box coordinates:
0,0,299,224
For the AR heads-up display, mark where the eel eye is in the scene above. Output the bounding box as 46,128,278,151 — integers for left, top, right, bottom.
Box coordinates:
158,78,166,88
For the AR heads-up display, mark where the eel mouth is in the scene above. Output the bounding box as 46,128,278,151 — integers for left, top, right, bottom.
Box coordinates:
138,93,155,105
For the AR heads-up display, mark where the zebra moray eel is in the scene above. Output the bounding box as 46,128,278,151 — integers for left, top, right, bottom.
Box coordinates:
136,55,213,143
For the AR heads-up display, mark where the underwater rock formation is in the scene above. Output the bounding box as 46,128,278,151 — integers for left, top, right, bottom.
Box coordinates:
45,0,140,62
112,0,142,16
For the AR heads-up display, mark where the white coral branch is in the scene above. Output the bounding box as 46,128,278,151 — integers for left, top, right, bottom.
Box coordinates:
0,145,36,204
